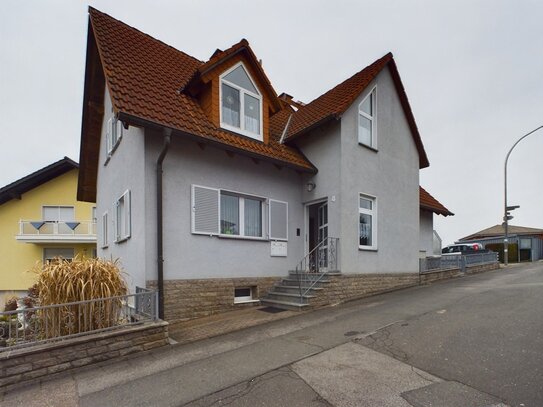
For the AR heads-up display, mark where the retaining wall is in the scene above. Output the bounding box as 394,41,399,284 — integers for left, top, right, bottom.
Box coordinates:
311,273,420,307
0,321,168,392
420,262,500,284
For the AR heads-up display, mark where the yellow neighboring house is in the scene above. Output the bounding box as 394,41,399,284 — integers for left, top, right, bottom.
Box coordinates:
0,157,96,304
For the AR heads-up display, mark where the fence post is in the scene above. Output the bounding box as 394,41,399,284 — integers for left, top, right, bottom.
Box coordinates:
461,256,466,273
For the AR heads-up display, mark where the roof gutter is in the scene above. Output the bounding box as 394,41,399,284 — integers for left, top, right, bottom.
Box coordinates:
156,128,171,320
118,112,317,174
284,114,337,144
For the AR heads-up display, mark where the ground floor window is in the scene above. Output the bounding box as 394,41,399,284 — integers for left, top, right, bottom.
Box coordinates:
192,185,287,241
43,248,75,263
115,190,131,242
220,192,263,237
359,194,377,250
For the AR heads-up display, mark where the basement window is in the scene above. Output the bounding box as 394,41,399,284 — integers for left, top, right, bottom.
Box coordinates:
234,286,257,304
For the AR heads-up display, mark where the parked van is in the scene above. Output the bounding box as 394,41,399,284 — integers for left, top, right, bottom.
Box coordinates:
442,243,484,255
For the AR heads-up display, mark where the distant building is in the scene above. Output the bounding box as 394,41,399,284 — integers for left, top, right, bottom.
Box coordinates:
419,187,454,257
458,224,543,262
0,158,96,304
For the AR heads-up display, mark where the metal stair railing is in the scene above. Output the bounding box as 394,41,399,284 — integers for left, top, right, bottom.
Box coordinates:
294,237,339,299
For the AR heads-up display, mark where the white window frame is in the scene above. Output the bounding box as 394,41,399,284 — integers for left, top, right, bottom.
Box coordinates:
114,190,131,243
42,206,75,221
359,193,377,250
106,115,123,158
101,211,109,248
219,190,265,240
191,184,289,242
358,87,377,149
234,286,258,304
219,62,263,141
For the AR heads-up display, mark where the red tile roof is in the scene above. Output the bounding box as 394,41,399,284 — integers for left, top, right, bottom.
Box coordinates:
87,7,315,172
79,8,431,201
420,186,453,216
285,53,429,169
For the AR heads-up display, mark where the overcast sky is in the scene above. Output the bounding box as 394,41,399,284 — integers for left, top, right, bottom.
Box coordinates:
1,0,542,245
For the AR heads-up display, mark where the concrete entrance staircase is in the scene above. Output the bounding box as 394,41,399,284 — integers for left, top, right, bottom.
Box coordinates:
260,270,338,311
262,237,340,311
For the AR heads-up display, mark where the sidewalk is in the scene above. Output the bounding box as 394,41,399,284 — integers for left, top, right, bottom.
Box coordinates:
168,306,300,344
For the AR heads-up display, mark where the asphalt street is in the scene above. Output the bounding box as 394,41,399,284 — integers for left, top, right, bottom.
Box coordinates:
358,261,543,406
1,262,540,406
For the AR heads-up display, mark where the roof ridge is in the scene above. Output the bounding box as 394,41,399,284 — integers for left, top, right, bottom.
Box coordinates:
0,157,78,204
304,52,393,108
88,7,203,65
285,52,393,140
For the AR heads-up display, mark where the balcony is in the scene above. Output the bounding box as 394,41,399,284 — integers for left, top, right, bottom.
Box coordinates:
16,220,96,244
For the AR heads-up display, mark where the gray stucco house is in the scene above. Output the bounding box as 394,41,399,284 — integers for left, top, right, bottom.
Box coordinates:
78,8,450,320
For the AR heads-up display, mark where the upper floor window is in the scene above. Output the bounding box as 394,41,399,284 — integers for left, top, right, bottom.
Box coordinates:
106,116,123,157
42,206,74,221
220,63,263,141
358,88,376,148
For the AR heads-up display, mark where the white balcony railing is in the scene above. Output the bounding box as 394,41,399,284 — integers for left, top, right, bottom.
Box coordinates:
17,220,96,243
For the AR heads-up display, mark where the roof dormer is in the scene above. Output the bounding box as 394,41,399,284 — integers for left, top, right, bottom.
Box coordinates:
184,39,283,145
220,62,263,141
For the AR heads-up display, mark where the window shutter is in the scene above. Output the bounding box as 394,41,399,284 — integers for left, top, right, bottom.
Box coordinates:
115,118,123,142
192,185,219,235
269,200,288,241
124,190,131,238
106,118,113,154
114,199,121,241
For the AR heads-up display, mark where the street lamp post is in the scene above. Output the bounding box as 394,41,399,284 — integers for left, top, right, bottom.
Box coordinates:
503,125,543,265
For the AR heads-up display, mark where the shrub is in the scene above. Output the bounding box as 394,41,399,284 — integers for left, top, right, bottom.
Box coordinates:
31,255,128,337
27,283,39,300
3,297,17,312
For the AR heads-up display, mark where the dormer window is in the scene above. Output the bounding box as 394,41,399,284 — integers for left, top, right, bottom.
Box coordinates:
358,87,376,148
220,63,263,141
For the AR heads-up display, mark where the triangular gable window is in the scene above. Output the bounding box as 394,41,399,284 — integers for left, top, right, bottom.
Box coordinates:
223,65,258,94
220,62,263,141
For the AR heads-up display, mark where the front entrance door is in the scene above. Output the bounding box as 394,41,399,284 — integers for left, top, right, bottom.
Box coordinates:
307,201,328,271
317,202,328,270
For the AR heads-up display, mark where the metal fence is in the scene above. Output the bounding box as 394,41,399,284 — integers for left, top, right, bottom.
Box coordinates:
294,237,339,298
0,288,157,351
420,252,499,273
18,220,96,237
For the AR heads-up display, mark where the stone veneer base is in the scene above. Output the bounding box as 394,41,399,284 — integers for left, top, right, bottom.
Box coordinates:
152,263,500,321
148,277,280,322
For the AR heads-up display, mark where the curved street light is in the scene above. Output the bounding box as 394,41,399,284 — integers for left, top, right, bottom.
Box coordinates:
504,125,543,265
